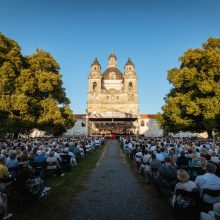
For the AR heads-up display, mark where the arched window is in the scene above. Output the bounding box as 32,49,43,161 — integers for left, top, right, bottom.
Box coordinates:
129,82,133,91
141,120,145,126
93,82,97,92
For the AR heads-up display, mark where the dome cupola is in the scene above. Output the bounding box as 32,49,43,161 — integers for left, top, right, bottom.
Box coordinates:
108,52,117,67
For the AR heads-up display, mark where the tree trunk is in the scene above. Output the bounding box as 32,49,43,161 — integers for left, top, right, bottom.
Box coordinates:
13,132,19,139
163,129,169,137
207,130,213,139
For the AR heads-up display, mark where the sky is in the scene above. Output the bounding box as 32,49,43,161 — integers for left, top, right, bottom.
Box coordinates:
1,0,220,114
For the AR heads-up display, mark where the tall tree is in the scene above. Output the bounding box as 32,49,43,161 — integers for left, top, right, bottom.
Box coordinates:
0,33,75,136
157,38,220,138
0,33,28,134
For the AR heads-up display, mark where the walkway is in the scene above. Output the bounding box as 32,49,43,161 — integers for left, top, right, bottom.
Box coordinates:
68,140,161,220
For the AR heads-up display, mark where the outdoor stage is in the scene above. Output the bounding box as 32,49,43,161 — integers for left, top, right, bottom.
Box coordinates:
87,111,139,136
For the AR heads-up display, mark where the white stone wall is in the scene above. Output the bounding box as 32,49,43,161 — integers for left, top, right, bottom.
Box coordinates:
65,119,87,136
103,79,123,90
139,118,163,137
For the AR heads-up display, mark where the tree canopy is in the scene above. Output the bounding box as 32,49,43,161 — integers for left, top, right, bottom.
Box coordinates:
0,33,75,136
157,38,220,138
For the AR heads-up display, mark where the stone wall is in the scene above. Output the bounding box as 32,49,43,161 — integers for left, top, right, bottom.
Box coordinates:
138,116,163,137
65,116,87,136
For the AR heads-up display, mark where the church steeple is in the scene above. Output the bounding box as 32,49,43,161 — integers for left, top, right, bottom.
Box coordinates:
124,57,135,73
108,52,117,67
125,57,135,67
91,57,101,72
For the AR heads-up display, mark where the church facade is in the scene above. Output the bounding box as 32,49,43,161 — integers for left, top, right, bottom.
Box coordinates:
87,53,140,136
87,53,138,116
65,53,163,137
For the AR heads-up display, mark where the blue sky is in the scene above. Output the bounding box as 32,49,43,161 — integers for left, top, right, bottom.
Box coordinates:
1,0,220,114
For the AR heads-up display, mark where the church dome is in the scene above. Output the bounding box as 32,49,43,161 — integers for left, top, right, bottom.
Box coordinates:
102,67,123,80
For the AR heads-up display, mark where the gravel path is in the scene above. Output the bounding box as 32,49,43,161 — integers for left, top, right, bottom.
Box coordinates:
68,140,159,220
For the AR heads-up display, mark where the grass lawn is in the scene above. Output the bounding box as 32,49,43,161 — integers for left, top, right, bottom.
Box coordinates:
14,144,106,220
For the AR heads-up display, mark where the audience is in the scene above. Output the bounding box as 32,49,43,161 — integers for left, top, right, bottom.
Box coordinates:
120,135,220,218
1,134,220,219
0,155,13,220
153,157,177,196
200,202,220,220
144,153,161,184
195,163,220,205
34,150,47,164
176,151,190,168
0,136,105,219
172,169,198,208
0,155,9,180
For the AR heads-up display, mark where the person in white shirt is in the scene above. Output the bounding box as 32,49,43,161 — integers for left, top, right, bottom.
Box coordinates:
172,169,198,208
134,148,143,167
139,150,152,174
211,152,220,164
175,169,198,192
200,202,220,220
155,149,165,162
54,150,62,163
127,142,133,151
195,163,220,204
148,144,156,151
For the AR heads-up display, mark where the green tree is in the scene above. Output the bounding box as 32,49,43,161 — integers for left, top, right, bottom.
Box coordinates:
0,33,28,134
0,33,75,136
157,38,220,138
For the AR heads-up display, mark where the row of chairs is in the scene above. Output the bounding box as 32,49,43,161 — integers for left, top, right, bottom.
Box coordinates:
31,155,72,177
5,154,73,179
0,155,73,216
120,142,220,219
173,188,220,219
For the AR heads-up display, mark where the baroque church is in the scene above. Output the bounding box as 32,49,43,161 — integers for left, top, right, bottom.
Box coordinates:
87,53,139,135
65,53,163,137
88,53,138,116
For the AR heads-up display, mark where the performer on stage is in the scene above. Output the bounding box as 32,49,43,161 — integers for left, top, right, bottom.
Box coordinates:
110,131,115,139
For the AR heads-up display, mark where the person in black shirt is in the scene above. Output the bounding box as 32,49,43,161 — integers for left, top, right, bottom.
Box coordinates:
153,157,177,196
176,151,190,168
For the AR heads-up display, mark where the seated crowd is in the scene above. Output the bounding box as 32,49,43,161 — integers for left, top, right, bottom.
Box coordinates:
120,136,220,220
0,136,105,220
